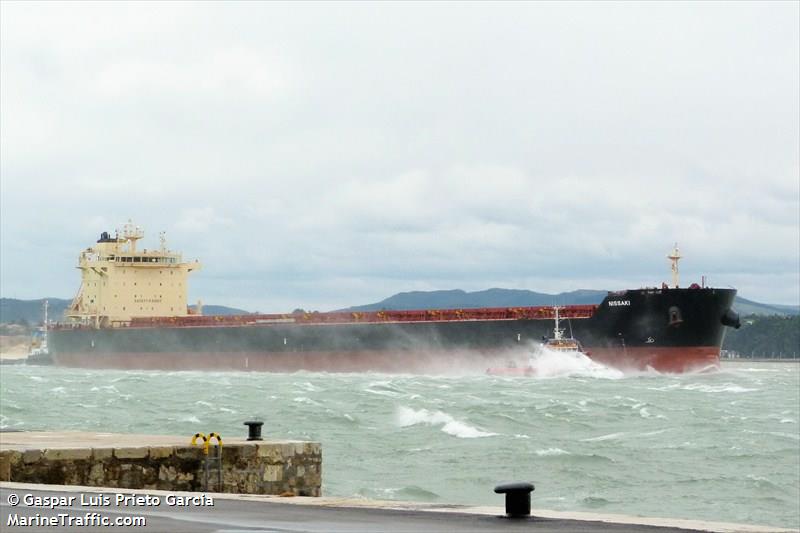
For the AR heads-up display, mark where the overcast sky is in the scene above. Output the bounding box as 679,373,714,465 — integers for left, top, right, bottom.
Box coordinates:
1,1,798,312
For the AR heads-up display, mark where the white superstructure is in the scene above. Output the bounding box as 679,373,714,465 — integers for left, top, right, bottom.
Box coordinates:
66,221,201,327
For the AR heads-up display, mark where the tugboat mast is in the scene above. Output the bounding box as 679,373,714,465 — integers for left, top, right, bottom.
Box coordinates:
553,306,564,341
668,243,682,288
42,300,48,345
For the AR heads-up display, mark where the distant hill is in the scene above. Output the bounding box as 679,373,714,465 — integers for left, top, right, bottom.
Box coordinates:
0,298,71,325
188,304,249,316
341,289,799,316
723,314,800,357
732,297,800,317
342,288,607,311
0,298,248,324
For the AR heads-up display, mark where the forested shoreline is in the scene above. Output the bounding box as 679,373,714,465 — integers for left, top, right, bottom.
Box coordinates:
722,315,799,358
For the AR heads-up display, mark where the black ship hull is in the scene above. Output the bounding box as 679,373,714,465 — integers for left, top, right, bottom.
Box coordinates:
49,288,738,374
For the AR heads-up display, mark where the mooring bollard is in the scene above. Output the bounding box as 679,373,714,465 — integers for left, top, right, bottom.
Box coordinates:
244,420,264,441
494,482,535,517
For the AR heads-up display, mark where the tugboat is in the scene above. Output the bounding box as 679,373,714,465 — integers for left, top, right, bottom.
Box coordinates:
26,300,53,365
486,307,586,376
538,306,585,354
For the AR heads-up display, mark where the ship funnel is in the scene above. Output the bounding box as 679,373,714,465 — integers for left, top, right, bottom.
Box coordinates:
721,309,741,329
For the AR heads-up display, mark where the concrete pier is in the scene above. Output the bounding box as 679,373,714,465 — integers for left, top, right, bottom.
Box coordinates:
0,431,321,496
0,483,794,533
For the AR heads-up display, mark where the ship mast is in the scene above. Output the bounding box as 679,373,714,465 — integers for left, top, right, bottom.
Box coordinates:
667,243,682,288
42,299,48,348
120,220,144,253
553,306,564,340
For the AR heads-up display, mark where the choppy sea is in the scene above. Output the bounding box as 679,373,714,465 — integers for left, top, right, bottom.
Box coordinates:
1,354,798,529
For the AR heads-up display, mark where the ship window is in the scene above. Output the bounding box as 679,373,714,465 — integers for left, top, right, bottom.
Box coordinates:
134,257,141,262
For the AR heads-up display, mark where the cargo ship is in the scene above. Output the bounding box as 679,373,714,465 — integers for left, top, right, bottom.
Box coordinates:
48,223,741,373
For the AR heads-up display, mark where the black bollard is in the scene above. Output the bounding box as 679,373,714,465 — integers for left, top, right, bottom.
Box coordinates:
494,482,535,518
244,420,264,441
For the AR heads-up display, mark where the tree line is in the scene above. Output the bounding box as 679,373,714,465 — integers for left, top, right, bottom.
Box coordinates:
722,314,800,358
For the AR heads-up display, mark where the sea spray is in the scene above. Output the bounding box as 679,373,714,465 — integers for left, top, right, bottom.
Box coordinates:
526,347,625,379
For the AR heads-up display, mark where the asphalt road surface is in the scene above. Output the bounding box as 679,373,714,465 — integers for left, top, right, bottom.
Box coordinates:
0,485,771,533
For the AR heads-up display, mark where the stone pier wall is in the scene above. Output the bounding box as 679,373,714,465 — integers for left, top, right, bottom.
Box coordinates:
0,433,321,496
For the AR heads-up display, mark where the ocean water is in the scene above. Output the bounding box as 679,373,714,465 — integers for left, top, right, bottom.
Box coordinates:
1,356,798,529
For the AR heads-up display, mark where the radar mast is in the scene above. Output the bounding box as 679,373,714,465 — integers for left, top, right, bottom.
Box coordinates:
668,243,682,288
119,220,144,253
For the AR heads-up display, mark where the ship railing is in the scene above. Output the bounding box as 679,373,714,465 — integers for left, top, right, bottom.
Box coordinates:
124,305,598,328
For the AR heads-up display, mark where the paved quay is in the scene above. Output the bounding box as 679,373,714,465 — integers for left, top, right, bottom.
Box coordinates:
1,483,794,533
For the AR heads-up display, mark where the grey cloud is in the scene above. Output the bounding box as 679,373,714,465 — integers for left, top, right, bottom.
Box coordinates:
1,2,797,311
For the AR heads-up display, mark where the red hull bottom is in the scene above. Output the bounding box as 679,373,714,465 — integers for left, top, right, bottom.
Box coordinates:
53,346,720,374
588,346,720,374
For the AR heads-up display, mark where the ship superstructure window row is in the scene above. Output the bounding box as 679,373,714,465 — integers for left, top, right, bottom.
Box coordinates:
113,256,179,264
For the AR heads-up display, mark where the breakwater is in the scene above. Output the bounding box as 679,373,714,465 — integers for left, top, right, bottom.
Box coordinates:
0,431,321,496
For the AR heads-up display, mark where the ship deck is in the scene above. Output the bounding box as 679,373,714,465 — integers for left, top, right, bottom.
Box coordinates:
52,305,599,330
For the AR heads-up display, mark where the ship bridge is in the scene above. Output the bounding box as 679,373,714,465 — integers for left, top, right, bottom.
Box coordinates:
67,221,201,327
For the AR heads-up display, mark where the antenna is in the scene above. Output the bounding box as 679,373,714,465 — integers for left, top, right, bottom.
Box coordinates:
667,243,682,288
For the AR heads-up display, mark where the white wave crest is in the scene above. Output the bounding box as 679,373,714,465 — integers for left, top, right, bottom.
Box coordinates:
582,432,626,442
295,381,319,392
535,447,570,456
683,383,757,393
396,406,497,438
293,396,321,406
